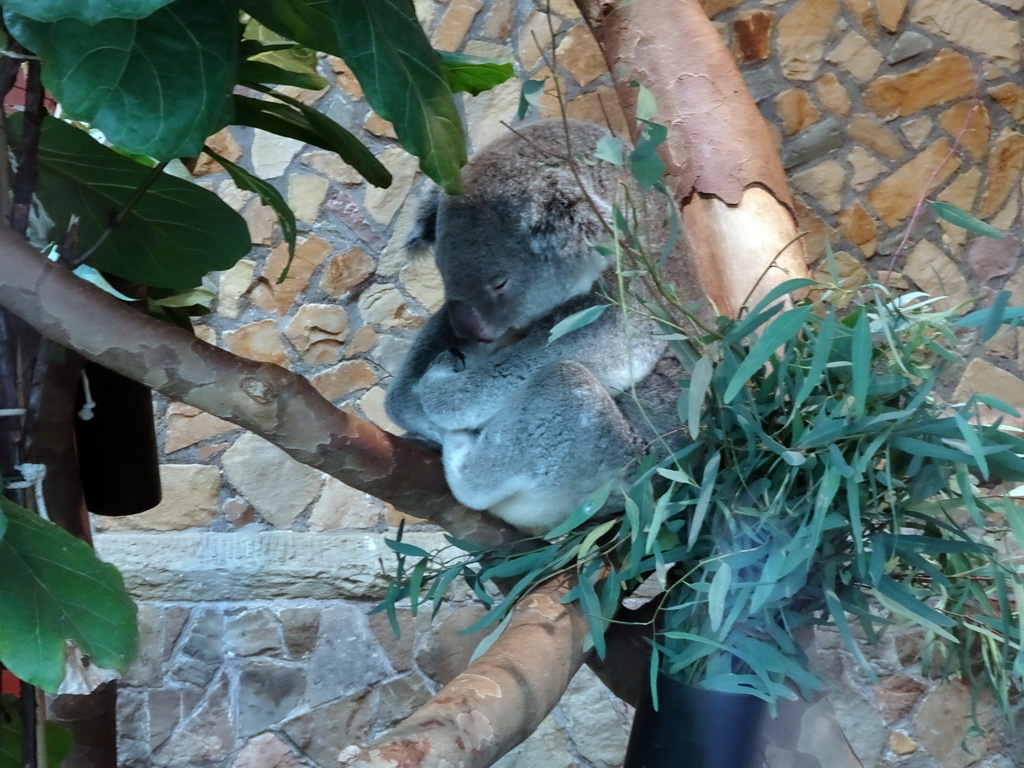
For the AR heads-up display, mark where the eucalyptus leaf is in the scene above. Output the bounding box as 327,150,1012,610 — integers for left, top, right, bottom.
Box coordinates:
548,304,610,343
928,201,1005,239
6,0,237,158
518,78,546,120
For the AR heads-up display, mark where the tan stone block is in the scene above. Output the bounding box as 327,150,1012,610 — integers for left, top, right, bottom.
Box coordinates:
791,160,845,212
310,360,378,401
285,304,350,367
733,10,773,63
358,284,423,329
826,31,882,83
192,128,243,177
363,146,421,226
977,128,1024,220
776,0,840,81
792,197,835,261
990,82,1024,121
814,73,851,115
866,139,960,227
223,319,289,366
196,442,227,461
222,433,325,529
286,173,329,225
813,250,866,296
217,259,255,320
538,0,582,18
910,0,1020,71
532,65,570,120
359,386,401,432
566,88,630,138
876,0,908,31
216,178,253,213
362,112,396,140
990,185,1020,232
480,1,514,38
848,146,887,192
863,49,976,119
775,88,820,135
321,246,376,297
842,0,876,38
875,270,908,290
837,203,877,257
346,326,379,357
938,102,990,161
241,199,279,246
899,116,933,149
464,79,522,150
462,40,514,61
378,199,425,276
401,256,445,313
251,234,333,314
251,130,305,179
431,0,483,51
902,239,972,312
308,478,382,530
233,732,304,768
555,24,606,87
327,56,363,100
848,115,905,160
935,168,982,253
165,403,238,454
93,464,220,531
518,10,555,72
698,0,746,16
275,84,329,108
300,150,364,185
194,324,216,345
888,732,917,756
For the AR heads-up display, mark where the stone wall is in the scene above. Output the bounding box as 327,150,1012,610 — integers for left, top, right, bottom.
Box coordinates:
92,1,1024,766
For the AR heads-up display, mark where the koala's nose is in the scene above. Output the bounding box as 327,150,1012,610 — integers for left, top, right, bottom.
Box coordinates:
448,300,495,342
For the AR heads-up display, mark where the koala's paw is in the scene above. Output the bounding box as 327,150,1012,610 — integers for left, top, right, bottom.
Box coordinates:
425,348,466,377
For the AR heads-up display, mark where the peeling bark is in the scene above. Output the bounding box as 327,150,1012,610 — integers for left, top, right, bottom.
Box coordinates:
576,0,809,317
0,225,517,547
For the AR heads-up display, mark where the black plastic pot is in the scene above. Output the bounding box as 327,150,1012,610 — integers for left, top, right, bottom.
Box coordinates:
623,674,766,768
74,362,162,515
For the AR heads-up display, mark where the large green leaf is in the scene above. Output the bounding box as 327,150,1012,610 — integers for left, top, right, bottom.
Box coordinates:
13,115,250,289
5,0,237,158
1,0,175,23
0,500,138,693
437,51,514,96
240,0,466,192
233,93,392,187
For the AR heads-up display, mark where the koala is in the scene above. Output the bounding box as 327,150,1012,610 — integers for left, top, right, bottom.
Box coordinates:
385,120,677,535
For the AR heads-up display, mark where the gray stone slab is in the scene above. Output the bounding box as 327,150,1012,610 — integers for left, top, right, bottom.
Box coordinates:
94,531,451,601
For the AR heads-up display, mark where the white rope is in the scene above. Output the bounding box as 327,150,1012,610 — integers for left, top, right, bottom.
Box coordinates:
0,408,25,417
78,369,95,420
7,463,48,520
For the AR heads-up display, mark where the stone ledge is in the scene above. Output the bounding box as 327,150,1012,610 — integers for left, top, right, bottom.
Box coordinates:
94,531,451,602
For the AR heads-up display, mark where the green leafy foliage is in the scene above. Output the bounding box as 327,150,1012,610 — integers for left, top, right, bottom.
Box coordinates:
1,0,175,23
240,0,466,192
0,499,138,692
12,115,250,289
928,201,1005,240
0,695,73,768
379,278,1024,716
437,51,514,96
6,0,237,158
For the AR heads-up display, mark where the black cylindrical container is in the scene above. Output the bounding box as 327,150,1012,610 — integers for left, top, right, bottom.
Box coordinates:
623,675,766,768
74,362,161,515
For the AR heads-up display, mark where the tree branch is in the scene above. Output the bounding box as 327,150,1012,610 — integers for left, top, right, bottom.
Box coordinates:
0,224,519,547
339,576,590,768
575,0,809,317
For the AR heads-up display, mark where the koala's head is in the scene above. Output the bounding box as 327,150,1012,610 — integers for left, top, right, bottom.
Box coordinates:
406,122,618,344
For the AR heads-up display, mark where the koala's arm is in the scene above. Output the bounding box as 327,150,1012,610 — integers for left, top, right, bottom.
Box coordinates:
384,310,459,443
416,307,663,432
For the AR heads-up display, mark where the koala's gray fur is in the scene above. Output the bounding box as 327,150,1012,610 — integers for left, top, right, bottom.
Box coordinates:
385,121,677,534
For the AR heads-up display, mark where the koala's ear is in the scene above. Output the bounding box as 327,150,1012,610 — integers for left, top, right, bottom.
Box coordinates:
405,187,442,256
